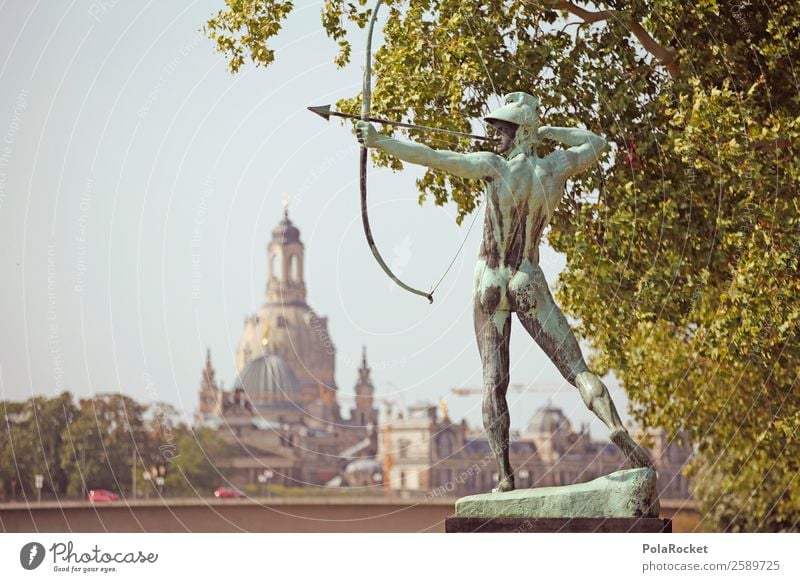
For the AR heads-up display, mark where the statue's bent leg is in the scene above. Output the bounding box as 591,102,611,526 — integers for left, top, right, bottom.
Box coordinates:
509,267,653,469
473,287,514,492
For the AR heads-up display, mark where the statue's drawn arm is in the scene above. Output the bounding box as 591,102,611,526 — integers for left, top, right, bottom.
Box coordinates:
541,126,608,179
356,120,505,181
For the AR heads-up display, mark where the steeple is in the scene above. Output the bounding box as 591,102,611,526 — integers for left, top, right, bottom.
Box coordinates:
202,348,216,389
199,348,220,415
358,346,370,385
352,346,378,427
266,199,307,305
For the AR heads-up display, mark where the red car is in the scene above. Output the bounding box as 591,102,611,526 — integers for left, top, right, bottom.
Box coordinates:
213,486,245,499
88,489,119,502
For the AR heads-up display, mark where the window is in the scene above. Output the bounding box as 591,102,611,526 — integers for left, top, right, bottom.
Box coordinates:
437,433,454,459
270,253,281,280
669,444,686,463
439,469,454,487
559,471,578,485
398,438,410,459
518,469,535,487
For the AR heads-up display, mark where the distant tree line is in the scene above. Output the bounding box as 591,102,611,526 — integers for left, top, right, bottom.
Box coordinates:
0,392,231,501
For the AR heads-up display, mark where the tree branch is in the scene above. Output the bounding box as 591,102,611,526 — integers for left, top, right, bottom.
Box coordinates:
752,138,791,153
530,1,679,79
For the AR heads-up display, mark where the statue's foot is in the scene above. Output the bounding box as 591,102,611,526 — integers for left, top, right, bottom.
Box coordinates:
610,428,653,468
492,475,515,493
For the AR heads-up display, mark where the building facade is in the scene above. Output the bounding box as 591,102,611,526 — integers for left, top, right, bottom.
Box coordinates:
380,402,692,501
196,206,378,489
196,205,692,500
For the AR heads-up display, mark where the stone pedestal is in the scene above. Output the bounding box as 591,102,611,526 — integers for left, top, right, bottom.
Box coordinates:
447,468,670,533
445,516,672,533
456,468,659,519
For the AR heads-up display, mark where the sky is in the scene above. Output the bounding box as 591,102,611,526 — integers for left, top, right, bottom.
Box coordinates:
0,0,633,437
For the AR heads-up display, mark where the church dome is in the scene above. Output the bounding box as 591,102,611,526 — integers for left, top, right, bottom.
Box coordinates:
271,214,300,244
344,457,382,474
526,405,572,435
233,352,300,399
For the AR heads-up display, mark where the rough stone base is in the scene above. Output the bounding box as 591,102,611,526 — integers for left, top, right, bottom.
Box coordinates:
445,516,672,533
455,468,659,519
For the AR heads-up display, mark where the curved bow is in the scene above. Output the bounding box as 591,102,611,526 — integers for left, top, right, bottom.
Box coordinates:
360,0,434,304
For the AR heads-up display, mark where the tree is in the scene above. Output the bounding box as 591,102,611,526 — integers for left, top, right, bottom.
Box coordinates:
162,427,232,497
0,393,78,500
142,401,233,497
2,392,233,501
59,393,150,497
205,0,800,531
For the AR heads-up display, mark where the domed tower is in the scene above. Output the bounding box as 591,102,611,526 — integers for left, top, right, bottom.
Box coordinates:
235,200,340,422
229,339,307,425
526,405,572,436
266,201,306,305
351,346,379,427
525,403,575,460
233,350,301,404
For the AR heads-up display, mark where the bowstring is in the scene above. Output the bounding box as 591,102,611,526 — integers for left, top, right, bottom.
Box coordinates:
428,3,503,296
372,2,512,297
429,194,483,295
430,8,562,298
460,4,499,117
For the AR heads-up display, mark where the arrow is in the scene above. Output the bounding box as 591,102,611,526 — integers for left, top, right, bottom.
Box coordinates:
308,104,497,143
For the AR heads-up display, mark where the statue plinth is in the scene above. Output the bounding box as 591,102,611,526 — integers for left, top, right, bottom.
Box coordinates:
446,468,671,533
445,516,672,533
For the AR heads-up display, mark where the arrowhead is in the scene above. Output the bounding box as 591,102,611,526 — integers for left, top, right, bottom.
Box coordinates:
307,104,332,121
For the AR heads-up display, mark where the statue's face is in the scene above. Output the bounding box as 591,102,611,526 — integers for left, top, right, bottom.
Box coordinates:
488,119,518,153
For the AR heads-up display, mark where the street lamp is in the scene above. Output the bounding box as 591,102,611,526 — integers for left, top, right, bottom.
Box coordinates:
518,469,530,487
142,471,152,500
155,464,167,495
372,472,382,493
34,474,44,502
80,431,92,499
257,469,274,498
149,464,166,496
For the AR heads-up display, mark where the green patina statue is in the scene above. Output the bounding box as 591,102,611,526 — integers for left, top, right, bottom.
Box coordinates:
357,92,653,494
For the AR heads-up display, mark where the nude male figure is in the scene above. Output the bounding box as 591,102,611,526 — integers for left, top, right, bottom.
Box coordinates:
356,92,652,493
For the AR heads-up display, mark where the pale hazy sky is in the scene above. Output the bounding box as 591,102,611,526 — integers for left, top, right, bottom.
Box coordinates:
0,0,631,436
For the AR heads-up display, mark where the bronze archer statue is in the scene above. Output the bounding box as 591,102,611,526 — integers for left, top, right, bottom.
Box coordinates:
357,92,652,493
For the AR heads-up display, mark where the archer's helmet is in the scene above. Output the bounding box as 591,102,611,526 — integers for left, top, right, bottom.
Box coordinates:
484,92,540,129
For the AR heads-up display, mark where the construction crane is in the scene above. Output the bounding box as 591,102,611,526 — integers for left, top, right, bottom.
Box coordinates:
450,382,568,397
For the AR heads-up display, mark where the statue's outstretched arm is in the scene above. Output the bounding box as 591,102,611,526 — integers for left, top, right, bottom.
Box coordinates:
356,120,504,181
541,125,608,178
